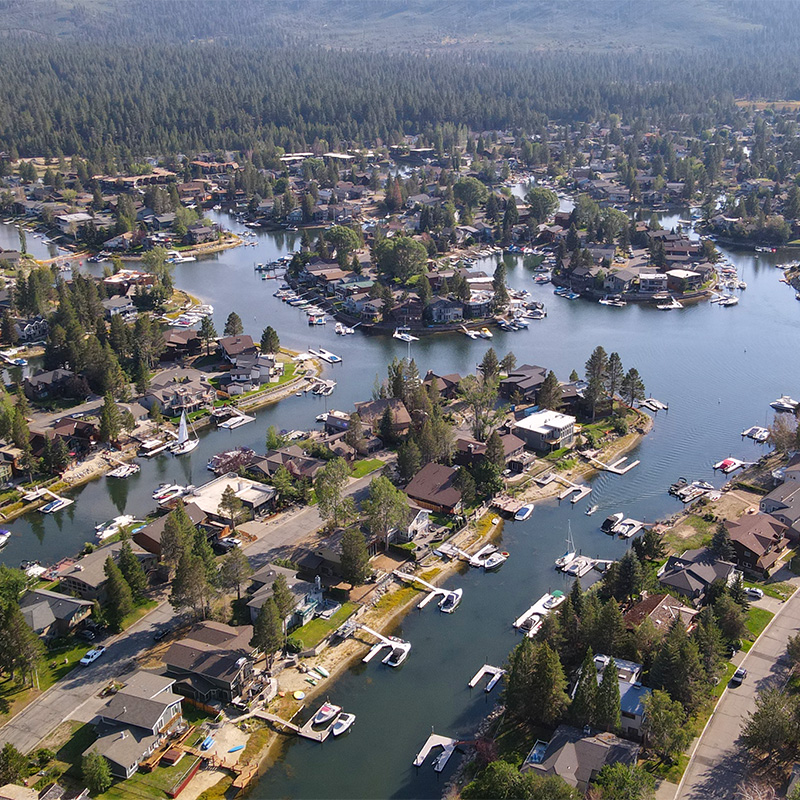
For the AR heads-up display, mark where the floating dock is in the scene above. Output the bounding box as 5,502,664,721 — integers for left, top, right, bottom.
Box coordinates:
254,708,334,743
555,475,592,503
583,453,641,475
357,624,411,664
468,664,506,692
639,396,669,412
613,519,645,539
413,732,462,772
218,408,256,429
742,426,770,443
559,555,616,576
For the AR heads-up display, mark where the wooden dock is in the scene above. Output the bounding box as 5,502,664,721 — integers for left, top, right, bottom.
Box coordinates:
253,709,333,742
555,475,592,503
583,453,641,475
393,570,461,609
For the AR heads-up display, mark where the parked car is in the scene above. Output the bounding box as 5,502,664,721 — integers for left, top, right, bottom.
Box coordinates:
218,536,242,550
153,628,171,642
745,587,764,599
731,667,747,686
77,629,95,642
80,646,106,666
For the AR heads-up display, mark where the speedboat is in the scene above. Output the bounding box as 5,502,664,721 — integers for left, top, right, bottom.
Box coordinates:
514,504,534,521
39,498,70,514
461,326,479,339
107,463,140,479
95,515,137,541
585,504,599,516
770,395,799,413
600,512,624,533
479,327,493,339
332,712,356,736
439,588,463,613
0,530,10,548
483,551,508,571
382,639,411,667
543,590,566,610
393,328,419,343
312,702,342,726
153,483,180,501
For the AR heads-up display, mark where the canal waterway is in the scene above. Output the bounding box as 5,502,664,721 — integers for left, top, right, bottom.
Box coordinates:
1,209,799,797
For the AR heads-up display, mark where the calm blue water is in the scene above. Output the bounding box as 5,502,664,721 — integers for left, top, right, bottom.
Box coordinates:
2,207,798,797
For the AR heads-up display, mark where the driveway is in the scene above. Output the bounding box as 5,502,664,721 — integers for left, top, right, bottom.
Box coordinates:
675,587,800,799
0,470,380,752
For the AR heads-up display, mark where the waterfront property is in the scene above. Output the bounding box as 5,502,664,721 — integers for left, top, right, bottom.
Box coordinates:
657,547,740,604
404,463,463,514
512,410,576,452
724,513,790,577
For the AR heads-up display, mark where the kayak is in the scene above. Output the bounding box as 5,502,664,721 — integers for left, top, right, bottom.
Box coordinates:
228,745,244,753
314,665,330,678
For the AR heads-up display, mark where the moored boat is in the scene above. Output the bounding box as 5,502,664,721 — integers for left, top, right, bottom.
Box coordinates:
312,702,342,726
514,504,534,521
439,588,463,613
332,712,356,736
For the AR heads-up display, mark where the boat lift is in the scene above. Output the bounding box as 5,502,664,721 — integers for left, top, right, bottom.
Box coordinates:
357,624,411,663
393,570,462,609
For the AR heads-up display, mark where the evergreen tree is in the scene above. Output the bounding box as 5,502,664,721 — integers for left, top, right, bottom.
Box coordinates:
585,346,608,420
340,528,371,586
170,552,212,620
98,393,121,442
616,551,644,602
537,370,562,411
314,457,351,528
710,523,735,561
103,556,134,631
0,743,28,786
218,547,253,600
251,598,283,667
529,641,569,726
117,535,148,600
605,351,624,402
199,315,217,355
484,430,505,469
642,690,692,764
596,660,621,732
260,325,280,353
271,574,297,622
595,598,625,655
693,606,725,682
82,750,112,795
505,636,538,722
621,368,646,407
218,485,245,530
479,347,500,382
361,475,410,547
223,311,244,336
570,647,598,727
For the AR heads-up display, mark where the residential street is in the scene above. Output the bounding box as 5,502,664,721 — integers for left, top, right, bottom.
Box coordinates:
0,471,378,753
676,585,800,799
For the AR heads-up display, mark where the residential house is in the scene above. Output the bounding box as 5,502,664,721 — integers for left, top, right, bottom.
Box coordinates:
454,431,526,469
249,446,326,482
19,588,93,638
245,563,316,626
724,514,789,576
593,655,651,739
604,268,637,294
426,297,463,323
422,371,462,400
101,296,137,320
658,547,739,604
143,367,216,415
133,503,206,557
623,592,698,634
354,398,412,437
395,507,431,544
23,369,76,400
498,364,548,402
666,269,702,293
638,272,669,294
54,212,93,236
163,621,256,705
513,410,576,452
760,479,800,537
405,462,462,514
185,473,276,523
217,335,257,363
59,541,157,601
14,315,48,342
521,725,640,792
185,224,215,245
161,329,201,361
87,671,184,778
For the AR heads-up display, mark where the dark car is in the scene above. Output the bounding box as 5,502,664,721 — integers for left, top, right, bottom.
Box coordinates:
77,628,95,642
153,628,170,642
731,667,747,686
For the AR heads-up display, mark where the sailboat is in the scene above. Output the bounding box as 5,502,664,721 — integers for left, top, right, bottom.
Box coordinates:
171,410,199,455
554,523,577,570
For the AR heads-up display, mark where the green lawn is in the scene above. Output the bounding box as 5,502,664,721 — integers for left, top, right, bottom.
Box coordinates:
745,606,774,642
98,756,202,800
120,599,159,631
350,459,384,479
292,602,358,649
746,580,796,602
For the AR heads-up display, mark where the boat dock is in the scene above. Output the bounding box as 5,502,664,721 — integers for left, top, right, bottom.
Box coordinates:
393,570,461,608
35,489,73,512
253,709,333,743
356,624,410,663
560,554,616,576
534,472,556,487
583,453,640,475
555,476,592,504
639,397,669,412
613,519,645,539
468,664,505,692
742,425,770,442
218,408,256,429
413,732,462,771
493,495,525,514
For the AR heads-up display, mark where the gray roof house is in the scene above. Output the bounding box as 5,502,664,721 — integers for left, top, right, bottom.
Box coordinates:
246,563,315,625
657,547,739,603
59,541,157,601
86,671,184,779
19,589,93,639
521,725,640,791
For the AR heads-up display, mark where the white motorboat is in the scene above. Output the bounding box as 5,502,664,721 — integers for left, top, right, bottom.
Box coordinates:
0,530,10,548
171,411,199,455
153,483,180,501
543,590,566,610
331,712,356,736
439,588,463,613
479,327,493,339
382,639,411,667
585,504,599,516
514,504,534,521
312,702,342,726
157,485,188,505
483,551,508,571
770,395,799,413
601,512,624,533
461,326,479,339
95,515,137,541
39,497,72,514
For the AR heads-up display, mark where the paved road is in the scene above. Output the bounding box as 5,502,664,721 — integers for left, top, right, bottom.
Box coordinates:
676,588,800,799
0,471,378,753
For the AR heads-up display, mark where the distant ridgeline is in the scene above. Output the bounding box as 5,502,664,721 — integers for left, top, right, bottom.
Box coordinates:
0,0,798,157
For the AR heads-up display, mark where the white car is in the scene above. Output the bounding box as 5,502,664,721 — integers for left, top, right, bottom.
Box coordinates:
745,587,764,600
80,646,106,666
219,537,242,549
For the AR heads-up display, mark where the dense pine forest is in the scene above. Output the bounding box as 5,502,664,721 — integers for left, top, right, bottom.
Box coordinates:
1,0,800,160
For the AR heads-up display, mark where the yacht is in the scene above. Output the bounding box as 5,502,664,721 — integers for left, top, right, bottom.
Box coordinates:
482,551,508,571
382,638,411,667
770,395,799,413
